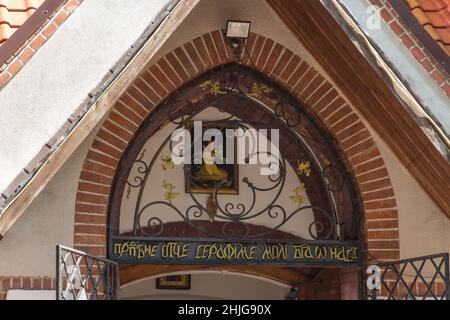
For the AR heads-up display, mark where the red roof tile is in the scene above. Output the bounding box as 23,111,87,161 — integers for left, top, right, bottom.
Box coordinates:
0,0,45,46
406,0,450,55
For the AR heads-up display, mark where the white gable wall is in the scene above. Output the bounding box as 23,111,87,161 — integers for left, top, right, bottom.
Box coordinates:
0,0,172,194
0,127,95,275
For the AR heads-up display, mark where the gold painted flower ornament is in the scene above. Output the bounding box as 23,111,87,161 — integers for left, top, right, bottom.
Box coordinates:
297,160,311,177
290,182,306,208
161,154,175,170
249,82,272,98
162,180,179,204
200,80,226,95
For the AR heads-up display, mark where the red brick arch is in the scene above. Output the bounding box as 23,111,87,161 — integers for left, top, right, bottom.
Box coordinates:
74,30,399,263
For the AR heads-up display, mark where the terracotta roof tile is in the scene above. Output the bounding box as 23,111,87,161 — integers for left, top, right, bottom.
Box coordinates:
0,0,45,46
407,0,450,55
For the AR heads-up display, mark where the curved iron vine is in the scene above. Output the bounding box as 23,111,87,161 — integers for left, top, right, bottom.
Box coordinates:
122,66,358,241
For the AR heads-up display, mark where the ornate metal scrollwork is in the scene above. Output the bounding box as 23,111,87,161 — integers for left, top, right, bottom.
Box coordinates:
118,66,360,242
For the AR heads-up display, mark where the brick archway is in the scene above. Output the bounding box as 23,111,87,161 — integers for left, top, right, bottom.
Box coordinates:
74,30,399,264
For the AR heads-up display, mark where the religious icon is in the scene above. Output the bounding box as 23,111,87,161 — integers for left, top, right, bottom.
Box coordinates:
185,122,239,194
156,275,191,290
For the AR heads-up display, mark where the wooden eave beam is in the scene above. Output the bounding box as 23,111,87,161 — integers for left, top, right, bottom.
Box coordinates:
266,0,450,218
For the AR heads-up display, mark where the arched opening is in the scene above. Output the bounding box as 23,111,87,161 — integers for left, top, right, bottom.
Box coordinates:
106,64,365,299
120,270,293,300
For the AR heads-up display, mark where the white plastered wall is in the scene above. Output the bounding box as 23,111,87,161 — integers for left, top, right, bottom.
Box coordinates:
120,272,290,300
0,0,172,193
370,130,450,259
0,129,95,276
0,0,448,278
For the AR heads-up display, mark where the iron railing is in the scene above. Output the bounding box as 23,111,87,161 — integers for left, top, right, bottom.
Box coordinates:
56,245,119,300
367,253,449,300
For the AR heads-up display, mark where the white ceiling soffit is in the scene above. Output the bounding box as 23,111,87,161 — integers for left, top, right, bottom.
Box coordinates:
0,0,200,238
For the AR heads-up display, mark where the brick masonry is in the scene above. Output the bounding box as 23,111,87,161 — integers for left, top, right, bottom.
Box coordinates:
73,30,400,264
0,0,82,89
369,0,450,98
0,276,56,300
0,0,80,300
1,0,447,99
1,0,447,297
0,16,445,299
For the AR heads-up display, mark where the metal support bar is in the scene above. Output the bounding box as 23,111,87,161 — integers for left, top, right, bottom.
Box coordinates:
56,245,119,300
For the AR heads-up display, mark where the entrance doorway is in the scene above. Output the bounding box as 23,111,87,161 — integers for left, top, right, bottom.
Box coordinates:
117,264,351,300
56,245,449,300
120,271,291,300
106,65,364,299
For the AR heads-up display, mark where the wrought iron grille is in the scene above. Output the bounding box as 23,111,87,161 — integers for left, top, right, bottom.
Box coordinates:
113,65,361,242
56,245,119,300
107,65,363,268
366,253,449,300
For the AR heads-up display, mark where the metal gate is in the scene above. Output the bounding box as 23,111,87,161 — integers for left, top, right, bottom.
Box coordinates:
366,253,449,300
56,245,119,300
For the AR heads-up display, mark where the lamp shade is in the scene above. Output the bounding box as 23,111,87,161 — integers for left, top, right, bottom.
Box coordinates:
226,20,251,39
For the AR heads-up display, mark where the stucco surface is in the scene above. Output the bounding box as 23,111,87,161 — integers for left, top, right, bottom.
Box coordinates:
151,0,319,69
368,128,450,278
0,132,92,275
0,0,171,193
121,272,289,300
372,130,450,258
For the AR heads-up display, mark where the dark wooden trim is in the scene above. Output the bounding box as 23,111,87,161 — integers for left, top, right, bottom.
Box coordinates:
267,0,450,218
386,0,450,74
0,0,66,67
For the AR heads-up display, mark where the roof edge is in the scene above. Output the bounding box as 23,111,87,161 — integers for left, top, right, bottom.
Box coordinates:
267,0,450,218
0,0,200,238
0,0,66,67
328,0,449,151
386,0,450,75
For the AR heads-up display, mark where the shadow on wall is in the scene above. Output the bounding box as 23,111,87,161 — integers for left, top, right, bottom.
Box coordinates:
120,272,291,300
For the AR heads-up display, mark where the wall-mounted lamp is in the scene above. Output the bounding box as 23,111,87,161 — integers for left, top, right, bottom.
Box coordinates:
225,20,251,60
226,20,251,39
